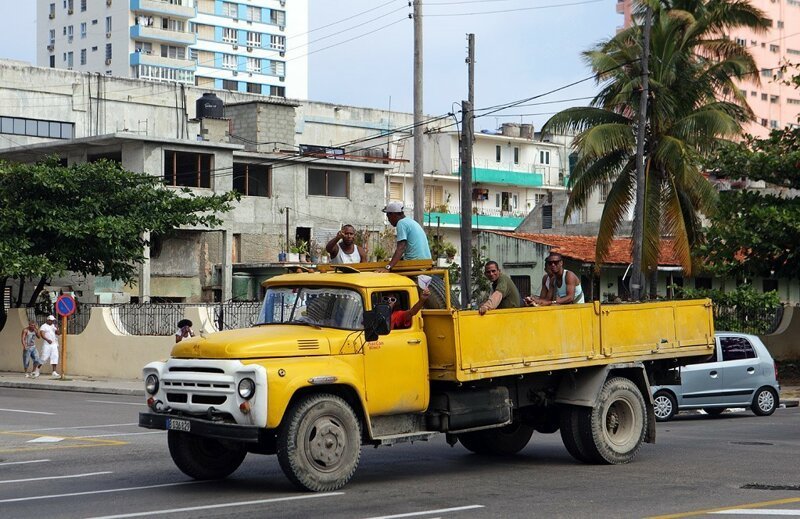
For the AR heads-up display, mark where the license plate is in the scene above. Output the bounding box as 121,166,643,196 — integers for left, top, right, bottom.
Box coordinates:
167,418,191,432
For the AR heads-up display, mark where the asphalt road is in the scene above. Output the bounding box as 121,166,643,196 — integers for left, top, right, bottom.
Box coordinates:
1,388,799,519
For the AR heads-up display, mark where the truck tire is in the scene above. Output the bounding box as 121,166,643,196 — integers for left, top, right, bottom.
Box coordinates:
559,405,593,463
653,390,677,422
423,275,448,310
167,430,247,480
457,422,534,456
751,387,778,416
577,377,647,465
277,393,361,492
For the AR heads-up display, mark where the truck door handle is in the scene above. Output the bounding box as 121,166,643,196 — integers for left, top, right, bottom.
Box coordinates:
407,339,421,344
709,370,718,378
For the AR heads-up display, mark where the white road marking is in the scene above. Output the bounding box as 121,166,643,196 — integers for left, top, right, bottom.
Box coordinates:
0,471,112,484
86,400,145,406
84,492,346,519
713,510,800,516
0,408,55,415
362,505,485,519
0,459,50,466
0,481,204,504
78,431,163,438
27,436,64,443
18,423,137,432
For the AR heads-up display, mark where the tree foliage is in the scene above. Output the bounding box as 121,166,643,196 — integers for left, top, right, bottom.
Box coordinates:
700,73,800,279
542,0,768,280
0,158,238,304
674,284,781,334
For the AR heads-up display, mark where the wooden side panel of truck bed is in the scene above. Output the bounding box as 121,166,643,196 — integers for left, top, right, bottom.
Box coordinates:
423,299,715,382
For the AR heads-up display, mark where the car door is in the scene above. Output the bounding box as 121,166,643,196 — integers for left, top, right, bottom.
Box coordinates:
362,289,429,417
715,335,759,406
675,338,725,408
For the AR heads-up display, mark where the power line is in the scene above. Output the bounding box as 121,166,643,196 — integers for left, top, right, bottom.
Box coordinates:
424,0,603,16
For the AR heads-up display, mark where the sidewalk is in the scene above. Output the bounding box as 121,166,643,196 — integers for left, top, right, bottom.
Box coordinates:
0,371,144,396
0,370,797,404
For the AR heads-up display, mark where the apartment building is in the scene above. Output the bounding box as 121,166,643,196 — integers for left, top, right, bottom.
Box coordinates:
616,0,800,136
37,0,307,98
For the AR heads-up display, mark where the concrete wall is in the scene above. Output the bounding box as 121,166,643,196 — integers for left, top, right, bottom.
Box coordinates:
0,308,216,379
760,306,800,361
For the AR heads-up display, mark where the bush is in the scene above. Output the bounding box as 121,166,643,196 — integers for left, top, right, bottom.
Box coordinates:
673,284,782,335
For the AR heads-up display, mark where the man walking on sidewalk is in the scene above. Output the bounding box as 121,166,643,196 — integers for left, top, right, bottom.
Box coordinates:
39,315,61,378
21,320,42,378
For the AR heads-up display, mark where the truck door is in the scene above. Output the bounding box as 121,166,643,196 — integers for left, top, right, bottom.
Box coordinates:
363,289,429,416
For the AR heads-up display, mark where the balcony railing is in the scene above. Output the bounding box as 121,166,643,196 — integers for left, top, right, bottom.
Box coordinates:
130,25,196,45
130,0,196,19
450,158,564,187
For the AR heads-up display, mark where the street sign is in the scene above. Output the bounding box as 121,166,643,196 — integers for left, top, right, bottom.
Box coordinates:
55,294,77,317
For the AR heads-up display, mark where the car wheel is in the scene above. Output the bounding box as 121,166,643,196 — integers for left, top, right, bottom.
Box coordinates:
703,408,726,417
652,390,677,422
752,387,779,416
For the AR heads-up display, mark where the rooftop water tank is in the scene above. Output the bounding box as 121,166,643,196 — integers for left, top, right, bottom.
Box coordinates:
196,92,224,119
520,124,534,139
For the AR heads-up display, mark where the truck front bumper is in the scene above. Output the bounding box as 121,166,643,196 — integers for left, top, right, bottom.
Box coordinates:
139,412,262,443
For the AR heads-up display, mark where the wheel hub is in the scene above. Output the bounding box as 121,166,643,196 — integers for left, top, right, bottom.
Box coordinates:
307,418,345,468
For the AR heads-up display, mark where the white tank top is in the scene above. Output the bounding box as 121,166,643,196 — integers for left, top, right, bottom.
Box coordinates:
333,246,361,264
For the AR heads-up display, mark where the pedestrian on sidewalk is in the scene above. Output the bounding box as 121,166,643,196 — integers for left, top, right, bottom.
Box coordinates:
175,319,195,343
21,320,42,378
39,315,61,378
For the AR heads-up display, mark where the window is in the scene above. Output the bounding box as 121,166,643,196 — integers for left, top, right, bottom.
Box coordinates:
270,35,285,50
161,45,186,60
424,184,443,209
694,277,712,290
163,150,212,188
788,98,800,105
513,147,519,164
105,43,112,60
308,169,349,197
761,93,768,101
222,27,237,43
135,41,152,54
50,55,56,67
770,95,779,104
770,120,779,129
761,68,772,78
270,60,285,76
734,37,746,46
599,182,611,202
67,25,73,42
80,48,86,65
761,118,768,127
222,53,237,69
222,79,238,91
105,16,112,33
91,19,97,25
770,44,779,53
222,2,237,17
233,163,270,196
269,85,285,97
80,0,86,11
80,22,86,38
788,48,800,56
751,91,757,97
762,279,778,293
66,51,73,68
49,29,56,45
495,145,501,162
539,150,550,164
162,18,185,32
270,9,285,26
246,82,261,94
542,205,552,229
49,3,55,17
246,57,260,72
364,172,374,184
720,337,756,361
0,116,74,139
778,21,784,29
247,31,261,47
67,0,73,11
247,6,262,22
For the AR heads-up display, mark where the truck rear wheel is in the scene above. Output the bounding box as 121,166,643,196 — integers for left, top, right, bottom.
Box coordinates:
559,405,593,463
457,422,534,455
578,377,647,464
277,393,361,492
167,430,247,480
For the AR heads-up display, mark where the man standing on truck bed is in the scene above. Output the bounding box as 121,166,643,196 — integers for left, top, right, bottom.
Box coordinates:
376,201,431,272
526,252,584,306
326,224,366,264
479,261,521,315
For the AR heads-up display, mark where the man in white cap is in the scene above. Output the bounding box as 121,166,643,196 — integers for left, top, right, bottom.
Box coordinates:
39,315,61,378
377,201,431,272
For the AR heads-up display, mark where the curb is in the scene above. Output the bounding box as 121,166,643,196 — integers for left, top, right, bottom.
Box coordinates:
0,380,144,397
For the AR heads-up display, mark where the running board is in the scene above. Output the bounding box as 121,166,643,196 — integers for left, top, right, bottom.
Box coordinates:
371,432,439,446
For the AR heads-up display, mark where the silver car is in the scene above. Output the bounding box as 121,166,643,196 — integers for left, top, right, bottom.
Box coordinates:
652,332,780,422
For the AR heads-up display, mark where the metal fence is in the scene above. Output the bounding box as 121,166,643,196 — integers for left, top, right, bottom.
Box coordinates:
714,304,784,336
213,301,262,331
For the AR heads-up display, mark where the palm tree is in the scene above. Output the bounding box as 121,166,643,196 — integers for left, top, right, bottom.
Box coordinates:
542,0,767,292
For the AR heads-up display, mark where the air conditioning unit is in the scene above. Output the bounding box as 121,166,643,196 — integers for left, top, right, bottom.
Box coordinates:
278,25,284,31
105,58,112,65
248,72,253,77
49,13,55,19
246,46,253,52
232,70,238,76
278,76,284,82
106,32,111,38
280,0,285,5
106,0,112,4
68,8,73,14
232,44,238,49
47,44,55,51
279,51,284,57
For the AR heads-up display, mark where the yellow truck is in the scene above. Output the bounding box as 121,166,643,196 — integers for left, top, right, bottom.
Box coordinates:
139,260,715,491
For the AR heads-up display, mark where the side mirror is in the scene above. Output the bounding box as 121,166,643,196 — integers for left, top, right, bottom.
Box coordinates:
364,303,392,341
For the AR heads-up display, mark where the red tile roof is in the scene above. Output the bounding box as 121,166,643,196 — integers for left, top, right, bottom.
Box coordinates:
488,231,682,266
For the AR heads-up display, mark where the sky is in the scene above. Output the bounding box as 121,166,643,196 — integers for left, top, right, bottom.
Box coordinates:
0,0,620,132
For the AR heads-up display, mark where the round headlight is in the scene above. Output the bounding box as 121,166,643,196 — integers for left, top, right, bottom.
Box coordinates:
238,378,256,400
145,374,159,395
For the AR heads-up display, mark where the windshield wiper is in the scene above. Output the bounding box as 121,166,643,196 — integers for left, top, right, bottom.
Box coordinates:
288,319,322,329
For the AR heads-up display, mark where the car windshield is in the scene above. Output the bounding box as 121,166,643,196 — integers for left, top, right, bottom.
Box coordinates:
257,286,364,331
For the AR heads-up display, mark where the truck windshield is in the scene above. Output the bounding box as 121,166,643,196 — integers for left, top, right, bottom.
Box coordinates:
257,286,364,331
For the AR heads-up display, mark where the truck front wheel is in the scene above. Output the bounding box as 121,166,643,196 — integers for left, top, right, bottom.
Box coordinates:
579,377,647,464
277,393,361,492
457,422,534,455
167,431,247,480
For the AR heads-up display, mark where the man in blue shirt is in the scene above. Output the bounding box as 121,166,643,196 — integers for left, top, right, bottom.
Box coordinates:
378,201,431,272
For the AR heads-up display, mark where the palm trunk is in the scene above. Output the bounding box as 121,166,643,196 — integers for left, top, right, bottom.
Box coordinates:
16,276,25,307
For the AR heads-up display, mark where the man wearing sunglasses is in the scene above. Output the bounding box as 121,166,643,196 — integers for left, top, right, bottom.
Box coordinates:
382,288,430,329
526,253,584,306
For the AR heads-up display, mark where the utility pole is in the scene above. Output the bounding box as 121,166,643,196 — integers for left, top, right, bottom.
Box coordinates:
413,0,424,224
630,5,652,302
460,33,475,307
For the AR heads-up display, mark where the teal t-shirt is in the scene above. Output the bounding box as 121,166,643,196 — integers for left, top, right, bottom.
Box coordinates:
396,217,431,259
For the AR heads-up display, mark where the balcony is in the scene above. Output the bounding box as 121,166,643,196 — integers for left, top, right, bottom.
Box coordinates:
130,24,196,45
130,51,196,70
449,158,565,188
412,204,526,231
130,0,196,19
